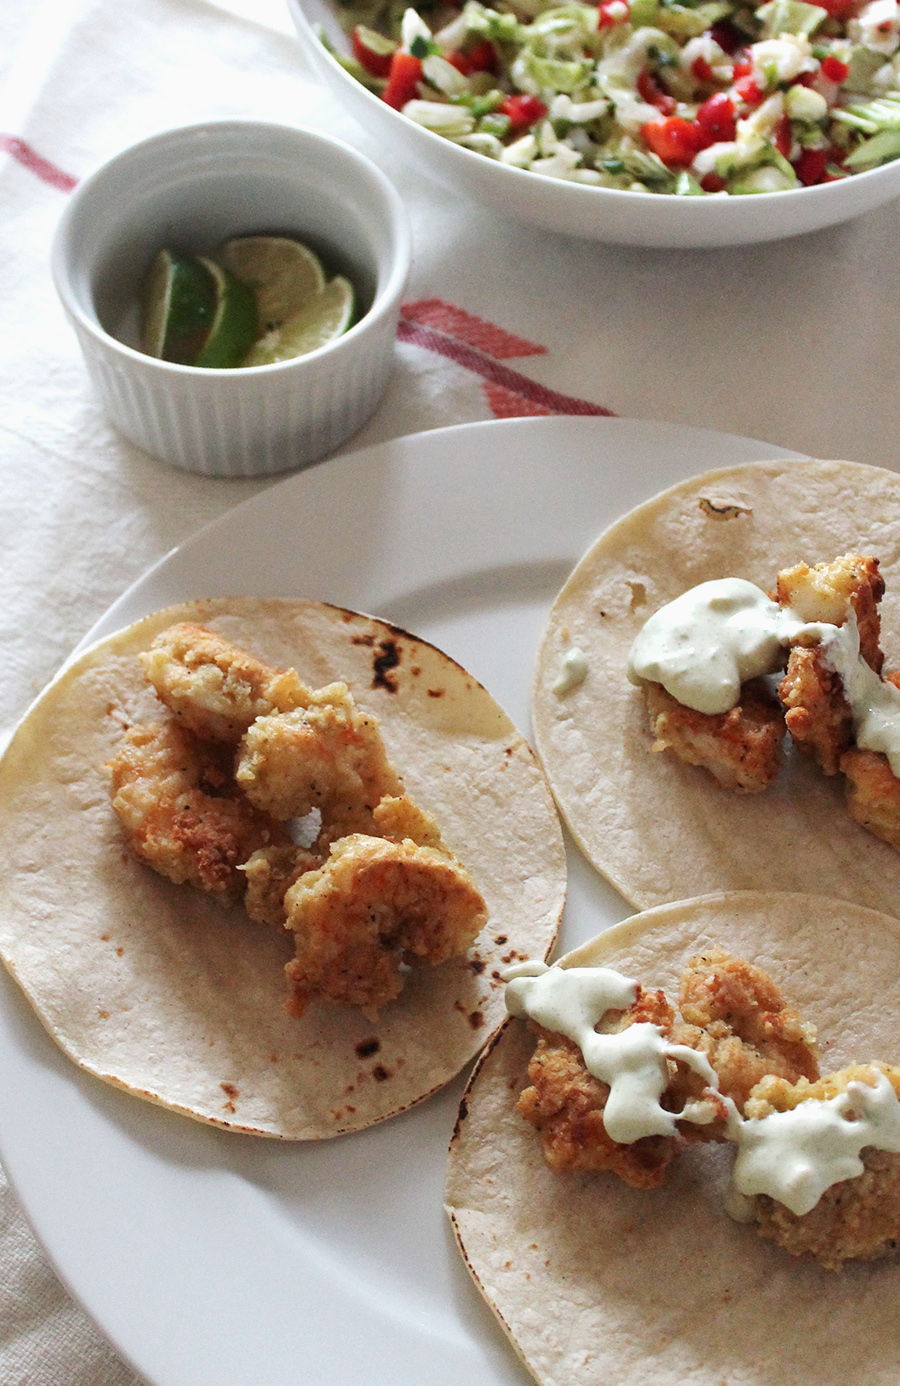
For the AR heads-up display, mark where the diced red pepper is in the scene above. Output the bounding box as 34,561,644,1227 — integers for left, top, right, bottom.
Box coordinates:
701,171,728,191
599,0,629,26
465,39,499,73
735,73,764,106
774,114,792,158
709,20,741,54
819,0,855,16
696,92,736,144
691,55,716,84
448,39,498,74
641,116,704,166
821,54,850,83
732,58,753,79
794,147,829,184
382,51,423,109
638,68,677,114
351,26,395,77
499,94,548,132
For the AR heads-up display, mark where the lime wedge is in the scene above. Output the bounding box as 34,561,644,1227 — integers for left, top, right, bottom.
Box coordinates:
220,235,326,332
194,257,259,369
140,249,217,364
242,276,355,366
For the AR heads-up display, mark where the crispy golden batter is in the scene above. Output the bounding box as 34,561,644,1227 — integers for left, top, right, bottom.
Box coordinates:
517,990,680,1188
516,988,726,1189
108,719,287,897
235,685,403,835
677,948,819,1113
372,794,444,848
778,645,852,775
645,679,785,793
747,1064,900,1270
775,552,884,672
140,622,308,743
241,843,324,927
283,834,487,1015
776,555,885,774
841,745,900,851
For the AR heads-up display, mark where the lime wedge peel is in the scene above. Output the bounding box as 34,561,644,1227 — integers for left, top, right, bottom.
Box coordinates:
242,276,355,367
140,250,217,365
193,258,258,370
220,236,326,332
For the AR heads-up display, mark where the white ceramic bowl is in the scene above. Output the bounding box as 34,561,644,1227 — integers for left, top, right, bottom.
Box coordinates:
288,0,900,249
52,121,411,477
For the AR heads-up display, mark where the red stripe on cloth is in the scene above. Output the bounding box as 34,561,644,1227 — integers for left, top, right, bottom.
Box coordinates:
483,381,552,418
0,134,78,191
397,318,615,417
401,298,546,360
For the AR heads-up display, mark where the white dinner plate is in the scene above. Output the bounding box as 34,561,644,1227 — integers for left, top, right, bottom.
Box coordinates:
0,417,802,1386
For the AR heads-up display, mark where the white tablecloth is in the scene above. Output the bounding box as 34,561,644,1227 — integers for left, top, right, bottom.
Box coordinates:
2,0,900,1378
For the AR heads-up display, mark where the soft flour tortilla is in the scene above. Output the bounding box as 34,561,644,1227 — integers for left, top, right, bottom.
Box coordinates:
532,457,900,915
0,598,565,1138
447,891,900,1386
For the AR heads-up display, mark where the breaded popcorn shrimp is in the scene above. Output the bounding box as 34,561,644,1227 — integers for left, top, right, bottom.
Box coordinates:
283,834,487,1015
140,622,309,743
644,679,785,793
777,554,885,774
746,1064,900,1270
235,683,403,833
677,947,819,1112
516,986,714,1189
108,719,287,897
775,553,885,672
841,742,900,851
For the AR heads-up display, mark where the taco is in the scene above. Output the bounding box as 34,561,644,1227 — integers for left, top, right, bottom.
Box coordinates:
0,598,566,1138
446,891,900,1386
531,457,900,916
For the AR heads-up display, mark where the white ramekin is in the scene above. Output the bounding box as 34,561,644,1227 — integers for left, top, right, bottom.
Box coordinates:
52,121,411,477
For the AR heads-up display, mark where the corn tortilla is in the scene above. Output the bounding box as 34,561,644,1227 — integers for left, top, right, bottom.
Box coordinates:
0,598,566,1138
446,890,900,1386
532,458,900,915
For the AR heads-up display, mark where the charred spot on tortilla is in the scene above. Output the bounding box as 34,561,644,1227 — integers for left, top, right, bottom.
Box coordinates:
355,1037,381,1058
372,639,401,692
698,494,753,520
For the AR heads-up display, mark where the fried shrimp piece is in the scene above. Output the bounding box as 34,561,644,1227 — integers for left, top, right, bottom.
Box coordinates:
140,622,309,743
776,552,884,672
241,843,324,927
778,645,852,775
235,683,403,833
371,794,444,848
746,1064,900,1270
677,948,819,1113
282,834,487,1015
841,745,900,851
777,554,885,774
108,719,287,897
516,988,723,1189
644,678,785,792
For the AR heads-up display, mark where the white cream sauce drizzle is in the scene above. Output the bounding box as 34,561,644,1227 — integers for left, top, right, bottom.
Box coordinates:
553,646,589,696
626,577,900,773
505,962,900,1216
733,1071,900,1215
504,962,721,1145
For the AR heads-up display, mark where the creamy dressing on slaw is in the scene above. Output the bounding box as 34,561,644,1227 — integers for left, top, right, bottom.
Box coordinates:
627,576,900,773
